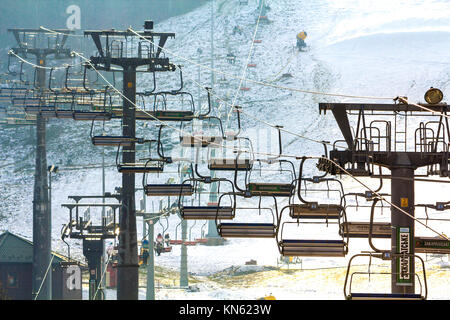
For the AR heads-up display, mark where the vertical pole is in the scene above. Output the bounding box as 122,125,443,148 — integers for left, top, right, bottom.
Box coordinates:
101,145,106,294
146,219,155,300
180,219,188,287
210,0,215,88
32,55,51,300
117,65,138,300
179,161,188,287
84,239,104,300
391,166,415,294
142,194,147,236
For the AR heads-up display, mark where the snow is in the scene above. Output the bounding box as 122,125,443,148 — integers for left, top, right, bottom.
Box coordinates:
2,0,450,299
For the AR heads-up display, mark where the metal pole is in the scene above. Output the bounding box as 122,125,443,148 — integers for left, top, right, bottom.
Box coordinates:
179,155,188,287
211,0,215,88
32,55,51,300
101,145,106,294
117,65,138,300
84,239,104,300
180,219,188,287
391,165,415,294
146,218,155,300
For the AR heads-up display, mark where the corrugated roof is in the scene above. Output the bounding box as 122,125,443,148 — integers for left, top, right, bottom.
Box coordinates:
0,231,71,264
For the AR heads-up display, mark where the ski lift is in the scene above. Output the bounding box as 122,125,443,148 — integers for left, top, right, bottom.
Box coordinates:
344,253,427,300
289,156,346,220
143,135,194,197
233,128,296,197
276,205,349,257
116,140,164,173
179,114,225,148
340,196,392,240
226,53,236,64
195,222,208,244
145,66,195,121
169,220,183,245
216,194,279,238
90,116,142,147
179,164,237,220
184,220,198,246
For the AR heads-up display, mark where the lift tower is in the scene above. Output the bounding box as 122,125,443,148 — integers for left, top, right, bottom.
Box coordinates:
85,21,175,299
319,94,450,295
8,28,73,300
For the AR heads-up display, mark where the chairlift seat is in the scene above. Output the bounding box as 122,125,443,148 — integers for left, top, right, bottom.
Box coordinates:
73,111,112,121
253,40,262,43
92,135,135,147
195,238,208,244
340,222,391,239
208,158,253,171
347,293,423,300
169,240,183,245
181,206,234,220
289,204,343,219
344,168,371,176
13,98,40,106
183,241,198,246
247,183,294,197
218,223,276,238
55,110,75,119
279,239,348,257
24,105,55,114
118,163,164,173
180,135,223,148
146,110,194,121
144,184,193,196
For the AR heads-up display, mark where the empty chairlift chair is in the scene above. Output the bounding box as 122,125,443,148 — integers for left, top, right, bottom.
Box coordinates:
179,177,236,220
144,67,195,121
290,156,346,220
235,127,296,198
179,116,225,148
116,140,164,174
216,194,279,238
344,253,427,300
208,107,255,171
340,196,392,239
235,160,296,197
277,205,349,257
143,165,193,198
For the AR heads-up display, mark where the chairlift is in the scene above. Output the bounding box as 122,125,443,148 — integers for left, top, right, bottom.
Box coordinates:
145,66,195,121
290,156,346,220
195,221,208,244
169,220,183,245
179,169,236,220
344,253,427,300
231,126,295,197
226,53,236,64
143,138,193,196
90,117,142,147
276,205,349,257
179,104,225,148
216,194,279,238
116,140,164,174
